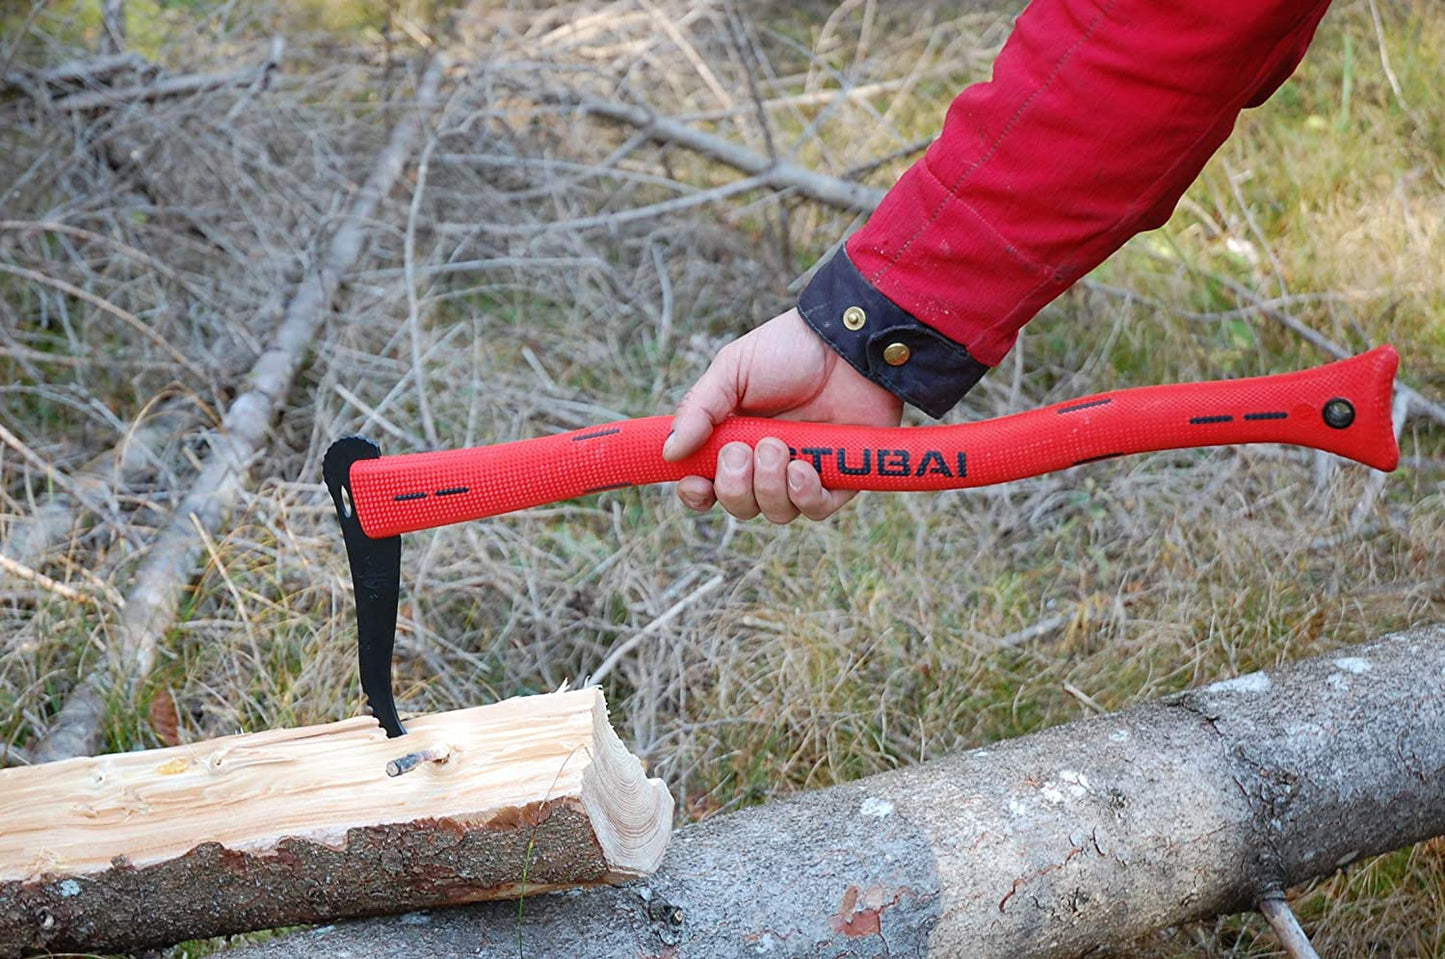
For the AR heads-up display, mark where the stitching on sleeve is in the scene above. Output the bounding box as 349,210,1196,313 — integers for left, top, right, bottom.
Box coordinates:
912,157,1050,274
866,0,1120,285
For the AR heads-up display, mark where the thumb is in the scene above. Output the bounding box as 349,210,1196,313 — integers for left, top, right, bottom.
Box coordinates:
663,346,742,462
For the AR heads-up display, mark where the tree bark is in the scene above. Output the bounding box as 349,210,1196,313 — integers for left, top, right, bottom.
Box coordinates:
0,689,671,958
217,625,1444,959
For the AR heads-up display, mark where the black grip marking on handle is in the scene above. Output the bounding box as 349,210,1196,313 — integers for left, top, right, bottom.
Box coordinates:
1057,398,1112,414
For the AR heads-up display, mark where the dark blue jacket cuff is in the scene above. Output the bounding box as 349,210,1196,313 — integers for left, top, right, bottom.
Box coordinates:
797,250,989,419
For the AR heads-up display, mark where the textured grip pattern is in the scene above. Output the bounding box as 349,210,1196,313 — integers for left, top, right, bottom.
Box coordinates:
348,346,1399,539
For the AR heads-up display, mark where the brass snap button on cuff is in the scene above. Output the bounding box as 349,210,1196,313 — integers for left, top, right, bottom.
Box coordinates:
883,342,911,366
842,306,867,331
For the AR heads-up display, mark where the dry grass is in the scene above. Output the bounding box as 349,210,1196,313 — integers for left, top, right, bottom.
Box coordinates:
1,0,1443,955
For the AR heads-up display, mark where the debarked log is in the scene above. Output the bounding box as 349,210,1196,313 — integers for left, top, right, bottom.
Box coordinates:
0,689,672,958
221,625,1445,959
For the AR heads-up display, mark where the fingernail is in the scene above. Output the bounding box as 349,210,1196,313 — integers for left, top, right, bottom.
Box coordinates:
758,442,783,469
788,467,804,492
662,430,677,459
722,445,749,470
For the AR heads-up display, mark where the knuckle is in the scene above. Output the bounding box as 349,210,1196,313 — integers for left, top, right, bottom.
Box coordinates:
715,485,757,520
677,485,712,512
797,497,832,521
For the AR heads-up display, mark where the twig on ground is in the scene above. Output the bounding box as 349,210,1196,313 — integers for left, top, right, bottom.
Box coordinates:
552,92,886,212
224,36,286,122
0,743,30,767
1349,387,1412,531
351,256,608,280
100,0,127,56
0,553,93,606
588,573,725,685
442,174,771,235
404,131,441,447
0,420,114,520
1366,0,1425,129
841,134,934,181
1084,274,1445,430
1216,276,1445,429
0,0,49,81
1222,159,1288,300
0,262,206,380
3,51,146,89
677,77,925,123
49,60,284,112
331,383,429,449
642,0,733,111
993,613,1069,648
0,219,198,294
1258,895,1322,959
1062,680,1105,714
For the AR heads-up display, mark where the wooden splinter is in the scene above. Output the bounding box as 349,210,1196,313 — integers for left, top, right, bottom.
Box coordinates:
384,745,451,777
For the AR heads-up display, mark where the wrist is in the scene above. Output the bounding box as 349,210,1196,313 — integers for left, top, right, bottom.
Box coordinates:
797,249,989,418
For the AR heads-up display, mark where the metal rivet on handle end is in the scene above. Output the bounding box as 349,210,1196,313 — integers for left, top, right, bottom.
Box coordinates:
1322,398,1355,429
842,306,867,331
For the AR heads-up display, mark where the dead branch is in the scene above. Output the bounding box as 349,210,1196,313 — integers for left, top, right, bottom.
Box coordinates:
1259,895,1322,959
555,92,886,212
0,553,94,606
99,0,126,56
0,220,189,287
29,57,449,764
1217,277,1445,429
2,52,149,90
47,60,283,113
0,262,206,380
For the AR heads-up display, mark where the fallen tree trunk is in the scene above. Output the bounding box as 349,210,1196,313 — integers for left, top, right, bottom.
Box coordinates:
218,625,1443,959
0,689,671,958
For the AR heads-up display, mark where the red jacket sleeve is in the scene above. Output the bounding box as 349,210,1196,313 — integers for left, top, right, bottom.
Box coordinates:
825,0,1332,381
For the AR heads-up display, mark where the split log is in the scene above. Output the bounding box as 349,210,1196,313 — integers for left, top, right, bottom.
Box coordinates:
220,625,1444,959
0,689,672,958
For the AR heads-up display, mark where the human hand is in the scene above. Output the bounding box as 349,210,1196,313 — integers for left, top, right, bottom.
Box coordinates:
662,308,903,523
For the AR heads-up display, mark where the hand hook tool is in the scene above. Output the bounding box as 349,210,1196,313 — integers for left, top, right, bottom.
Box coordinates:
325,345,1400,737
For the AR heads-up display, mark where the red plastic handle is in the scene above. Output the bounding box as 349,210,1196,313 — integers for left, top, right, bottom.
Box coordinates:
347,346,1399,539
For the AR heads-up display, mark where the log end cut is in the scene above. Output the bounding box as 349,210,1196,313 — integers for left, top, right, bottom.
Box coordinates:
0,688,673,957
579,690,674,880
